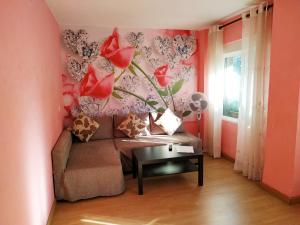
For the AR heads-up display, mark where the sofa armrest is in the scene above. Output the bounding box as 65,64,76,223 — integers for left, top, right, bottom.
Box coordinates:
51,129,72,199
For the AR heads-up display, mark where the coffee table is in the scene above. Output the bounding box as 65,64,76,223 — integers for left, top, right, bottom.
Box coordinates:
132,144,203,195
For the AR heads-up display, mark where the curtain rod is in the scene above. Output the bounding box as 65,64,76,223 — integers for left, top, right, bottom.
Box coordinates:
219,4,273,30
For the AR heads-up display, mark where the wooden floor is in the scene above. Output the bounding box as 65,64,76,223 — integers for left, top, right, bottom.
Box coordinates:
52,156,300,225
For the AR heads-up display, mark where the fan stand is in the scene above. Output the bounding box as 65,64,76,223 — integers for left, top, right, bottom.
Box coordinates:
197,111,202,138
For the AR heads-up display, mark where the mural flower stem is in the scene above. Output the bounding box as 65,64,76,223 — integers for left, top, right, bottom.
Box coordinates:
131,61,168,108
168,86,177,112
113,87,157,111
114,69,126,82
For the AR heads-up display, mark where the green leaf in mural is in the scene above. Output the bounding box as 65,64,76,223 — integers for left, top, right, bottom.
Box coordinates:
112,91,123,99
182,110,192,117
128,64,137,76
171,79,184,95
147,100,159,106
158,88,168,96
156,107,166,113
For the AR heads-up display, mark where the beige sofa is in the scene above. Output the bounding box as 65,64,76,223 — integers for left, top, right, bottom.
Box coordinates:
52,113,202,201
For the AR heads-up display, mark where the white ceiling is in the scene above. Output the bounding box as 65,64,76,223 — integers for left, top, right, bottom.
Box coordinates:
46,0,259,30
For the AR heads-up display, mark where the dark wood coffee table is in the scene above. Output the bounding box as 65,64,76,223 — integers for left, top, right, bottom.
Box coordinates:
132,144,203,195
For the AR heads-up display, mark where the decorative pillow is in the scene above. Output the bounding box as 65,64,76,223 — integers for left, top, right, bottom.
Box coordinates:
149,112,166,135
173,111,185,133
155,108,182,136
137,113,151,136
117,113,146,138
72,113,99,142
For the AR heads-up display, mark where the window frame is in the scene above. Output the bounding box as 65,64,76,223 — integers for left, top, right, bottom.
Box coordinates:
222,50,241,123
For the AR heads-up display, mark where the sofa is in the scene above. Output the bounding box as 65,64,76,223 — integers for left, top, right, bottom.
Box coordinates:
52,113,202,201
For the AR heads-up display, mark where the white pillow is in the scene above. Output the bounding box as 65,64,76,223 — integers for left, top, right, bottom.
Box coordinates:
155,108,182,136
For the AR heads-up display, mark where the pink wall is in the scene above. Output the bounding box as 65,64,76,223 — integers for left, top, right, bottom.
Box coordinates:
223,19,242,45
262,0,300,197
220,19,242,159
184,29,208,138
0,1,63,225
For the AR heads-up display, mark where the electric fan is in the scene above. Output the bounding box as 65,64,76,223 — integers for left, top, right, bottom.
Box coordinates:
189,92,208,137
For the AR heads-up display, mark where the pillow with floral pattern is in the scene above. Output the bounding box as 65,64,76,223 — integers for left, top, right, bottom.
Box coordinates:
72,113,99,142
117,113,146,138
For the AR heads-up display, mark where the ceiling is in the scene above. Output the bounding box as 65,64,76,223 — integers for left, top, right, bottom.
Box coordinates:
46,0,259,30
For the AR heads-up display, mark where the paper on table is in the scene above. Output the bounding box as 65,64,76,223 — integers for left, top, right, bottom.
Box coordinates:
174,145,194,153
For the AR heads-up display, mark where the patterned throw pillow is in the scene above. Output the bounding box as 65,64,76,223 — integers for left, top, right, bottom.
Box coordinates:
117,113,146,138
155,108,182,136
72,113,100,142
149,112,166,135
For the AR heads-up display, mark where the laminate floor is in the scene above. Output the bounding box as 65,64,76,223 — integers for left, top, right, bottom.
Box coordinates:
52,156,300,225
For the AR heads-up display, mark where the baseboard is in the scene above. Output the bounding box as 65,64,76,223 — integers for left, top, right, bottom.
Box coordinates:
260,182,300,204
221,152,235,163
46,200,56,225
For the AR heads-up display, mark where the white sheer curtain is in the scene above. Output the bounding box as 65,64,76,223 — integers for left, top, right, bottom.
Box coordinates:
234,3,272,180
204,26,224,158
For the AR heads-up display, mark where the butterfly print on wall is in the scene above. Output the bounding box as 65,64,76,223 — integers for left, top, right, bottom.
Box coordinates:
173,35,196,60
153,36,173,56
126,32,145,48
66,57,89,82
62,29,88,54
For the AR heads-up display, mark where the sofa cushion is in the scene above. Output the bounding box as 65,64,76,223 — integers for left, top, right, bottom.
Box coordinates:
63,139,124,201
171,133,202,150
149,112,165,135
155,108,182,135
90,116,114,140
114,113,150,138
115,133,201,158
114,137,164,172
150,111,185,134
67,140,120,169
138,112,151,136
72,113,99,142
174,111,185,133
51,129,72,200
117,113,146,138
114,133,202,172
114,137,163,158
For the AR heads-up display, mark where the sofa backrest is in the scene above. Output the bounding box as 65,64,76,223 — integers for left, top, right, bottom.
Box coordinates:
51,129,72,199
90,116,114,140
113,114,128,138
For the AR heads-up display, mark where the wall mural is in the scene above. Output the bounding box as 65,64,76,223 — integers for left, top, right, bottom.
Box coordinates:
61,27,198,123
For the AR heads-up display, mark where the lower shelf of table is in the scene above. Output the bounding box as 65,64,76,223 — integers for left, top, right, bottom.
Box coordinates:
142,160,198,178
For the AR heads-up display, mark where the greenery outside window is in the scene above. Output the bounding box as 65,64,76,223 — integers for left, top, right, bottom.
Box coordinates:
223,53,241,119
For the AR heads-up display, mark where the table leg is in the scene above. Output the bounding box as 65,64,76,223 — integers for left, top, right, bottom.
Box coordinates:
132,154,136,179
138,162,143,195
198,155,203,186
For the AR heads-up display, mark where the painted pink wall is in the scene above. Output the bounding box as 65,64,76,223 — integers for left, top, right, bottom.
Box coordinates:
220,20,242,159
223,19,242,45
0,1,63,225
262,0,300,197
184,29,208,138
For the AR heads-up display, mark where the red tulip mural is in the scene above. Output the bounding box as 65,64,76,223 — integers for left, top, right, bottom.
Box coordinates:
100,28,135,69
62,74,79,115
62,27,197,118
80,65,114,99
154,64,172,88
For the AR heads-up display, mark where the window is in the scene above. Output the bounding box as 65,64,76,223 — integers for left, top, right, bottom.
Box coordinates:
223,53,241,119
